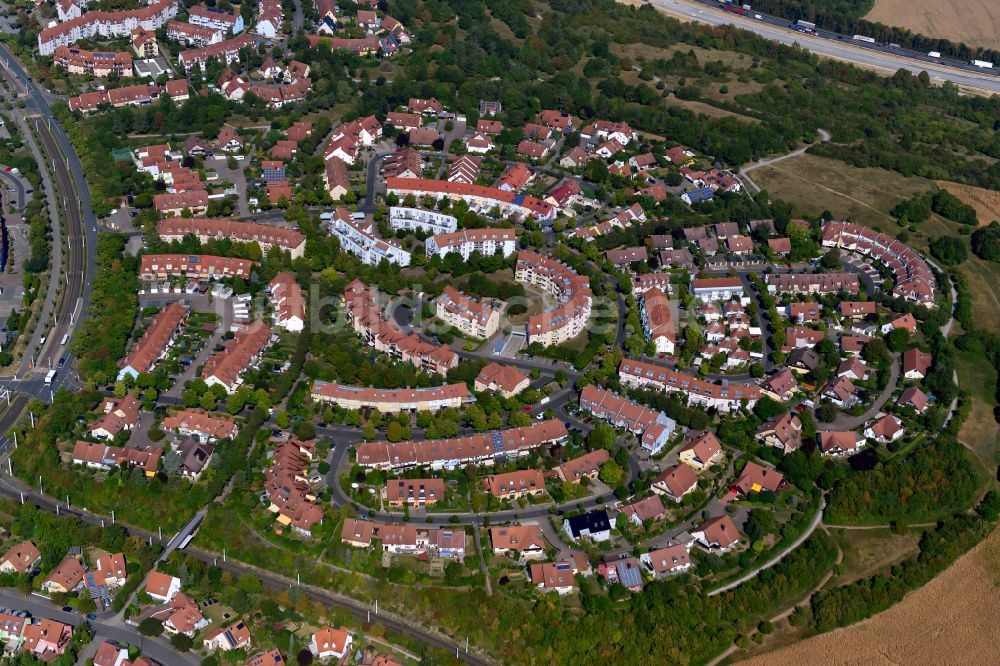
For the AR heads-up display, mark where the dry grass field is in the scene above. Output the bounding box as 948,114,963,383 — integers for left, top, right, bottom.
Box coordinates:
736,525,1000,666
866,0,1000,52
936,181,1000,226
750,154,934,226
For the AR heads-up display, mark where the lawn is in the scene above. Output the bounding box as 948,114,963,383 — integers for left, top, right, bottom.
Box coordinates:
955,349,1000,474
752,153,1000,334
826,527,922,589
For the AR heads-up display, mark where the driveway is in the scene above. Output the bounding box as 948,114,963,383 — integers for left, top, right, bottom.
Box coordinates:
817,354,900,431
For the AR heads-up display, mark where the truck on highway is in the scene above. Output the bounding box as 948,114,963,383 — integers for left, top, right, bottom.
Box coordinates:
44,369,56,385
720,2,750,16
852,35,876,44
972,59,995,69
795,19,816,35
928,51,941,59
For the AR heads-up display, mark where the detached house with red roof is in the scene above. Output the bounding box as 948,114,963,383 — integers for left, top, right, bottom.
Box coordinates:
678,432,724,471
651,464,699,502
692,515,740,553
310,627,353,661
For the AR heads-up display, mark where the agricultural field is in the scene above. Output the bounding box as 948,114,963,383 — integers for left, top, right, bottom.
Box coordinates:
735,524,1000,665
935,181,1000,227
865,0,1000,51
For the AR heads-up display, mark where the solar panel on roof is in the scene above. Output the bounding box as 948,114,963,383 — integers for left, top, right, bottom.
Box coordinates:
491,432,504,453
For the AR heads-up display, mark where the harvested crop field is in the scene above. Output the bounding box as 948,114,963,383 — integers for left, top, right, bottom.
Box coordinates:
865,0,1000,51
935,181,1000,226
735,526,1000,666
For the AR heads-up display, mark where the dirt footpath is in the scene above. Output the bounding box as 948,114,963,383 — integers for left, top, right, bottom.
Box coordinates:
736,525,1000,665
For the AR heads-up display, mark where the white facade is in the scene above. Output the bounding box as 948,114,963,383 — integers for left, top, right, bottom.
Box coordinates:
328,212,411,267
38,0,178,55
424,229,517,261
389,207,457,235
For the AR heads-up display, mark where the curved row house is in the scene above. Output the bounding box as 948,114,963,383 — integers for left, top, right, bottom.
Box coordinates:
386,178,556,221
118,300,188,380
342,279,458,374
822,221,936,306
38,0,178,55
310,381,471,413
355,419,568,470
267,272,305,332
515,251,592,347
618,358,761,412
139,254,257,281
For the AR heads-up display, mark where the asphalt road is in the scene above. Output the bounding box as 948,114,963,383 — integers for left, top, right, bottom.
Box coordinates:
0,42,98,393
0,473,494,666
0,588,198,666
650,0,1000,93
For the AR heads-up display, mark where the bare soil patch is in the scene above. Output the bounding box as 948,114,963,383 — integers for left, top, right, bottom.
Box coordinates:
935,181,1000,226
736,525,1000,666
866,0,1000,52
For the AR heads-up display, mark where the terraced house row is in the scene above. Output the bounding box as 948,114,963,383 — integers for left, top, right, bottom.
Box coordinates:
822,221,936,306
342,279,458,374
516,251,593,347
355,419,569,470
310,381,472,413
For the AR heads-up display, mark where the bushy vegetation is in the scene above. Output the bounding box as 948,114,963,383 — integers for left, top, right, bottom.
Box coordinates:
929,235,968,265
811,511,992,631
825,437,980,524
72,234,140,386
971,221,1000,263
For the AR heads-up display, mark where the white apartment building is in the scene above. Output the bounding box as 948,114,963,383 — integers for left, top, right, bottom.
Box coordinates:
424,228,517,261
327,209,411,267
389,207,457,235
38,0,178,55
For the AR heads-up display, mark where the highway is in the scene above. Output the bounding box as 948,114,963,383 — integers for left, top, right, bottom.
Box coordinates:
646,0,1000,93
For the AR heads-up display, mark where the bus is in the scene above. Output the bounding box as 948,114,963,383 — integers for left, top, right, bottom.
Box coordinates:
44,369,56,385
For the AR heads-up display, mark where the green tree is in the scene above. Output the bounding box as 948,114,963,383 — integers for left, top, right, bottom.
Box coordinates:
137,618,163,637
599,459,624,487
929,235,968,265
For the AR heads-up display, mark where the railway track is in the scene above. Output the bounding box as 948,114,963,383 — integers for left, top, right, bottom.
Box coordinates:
32,118,84,369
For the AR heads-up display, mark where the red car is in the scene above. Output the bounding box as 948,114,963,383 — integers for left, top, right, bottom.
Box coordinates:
522,405,532,413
